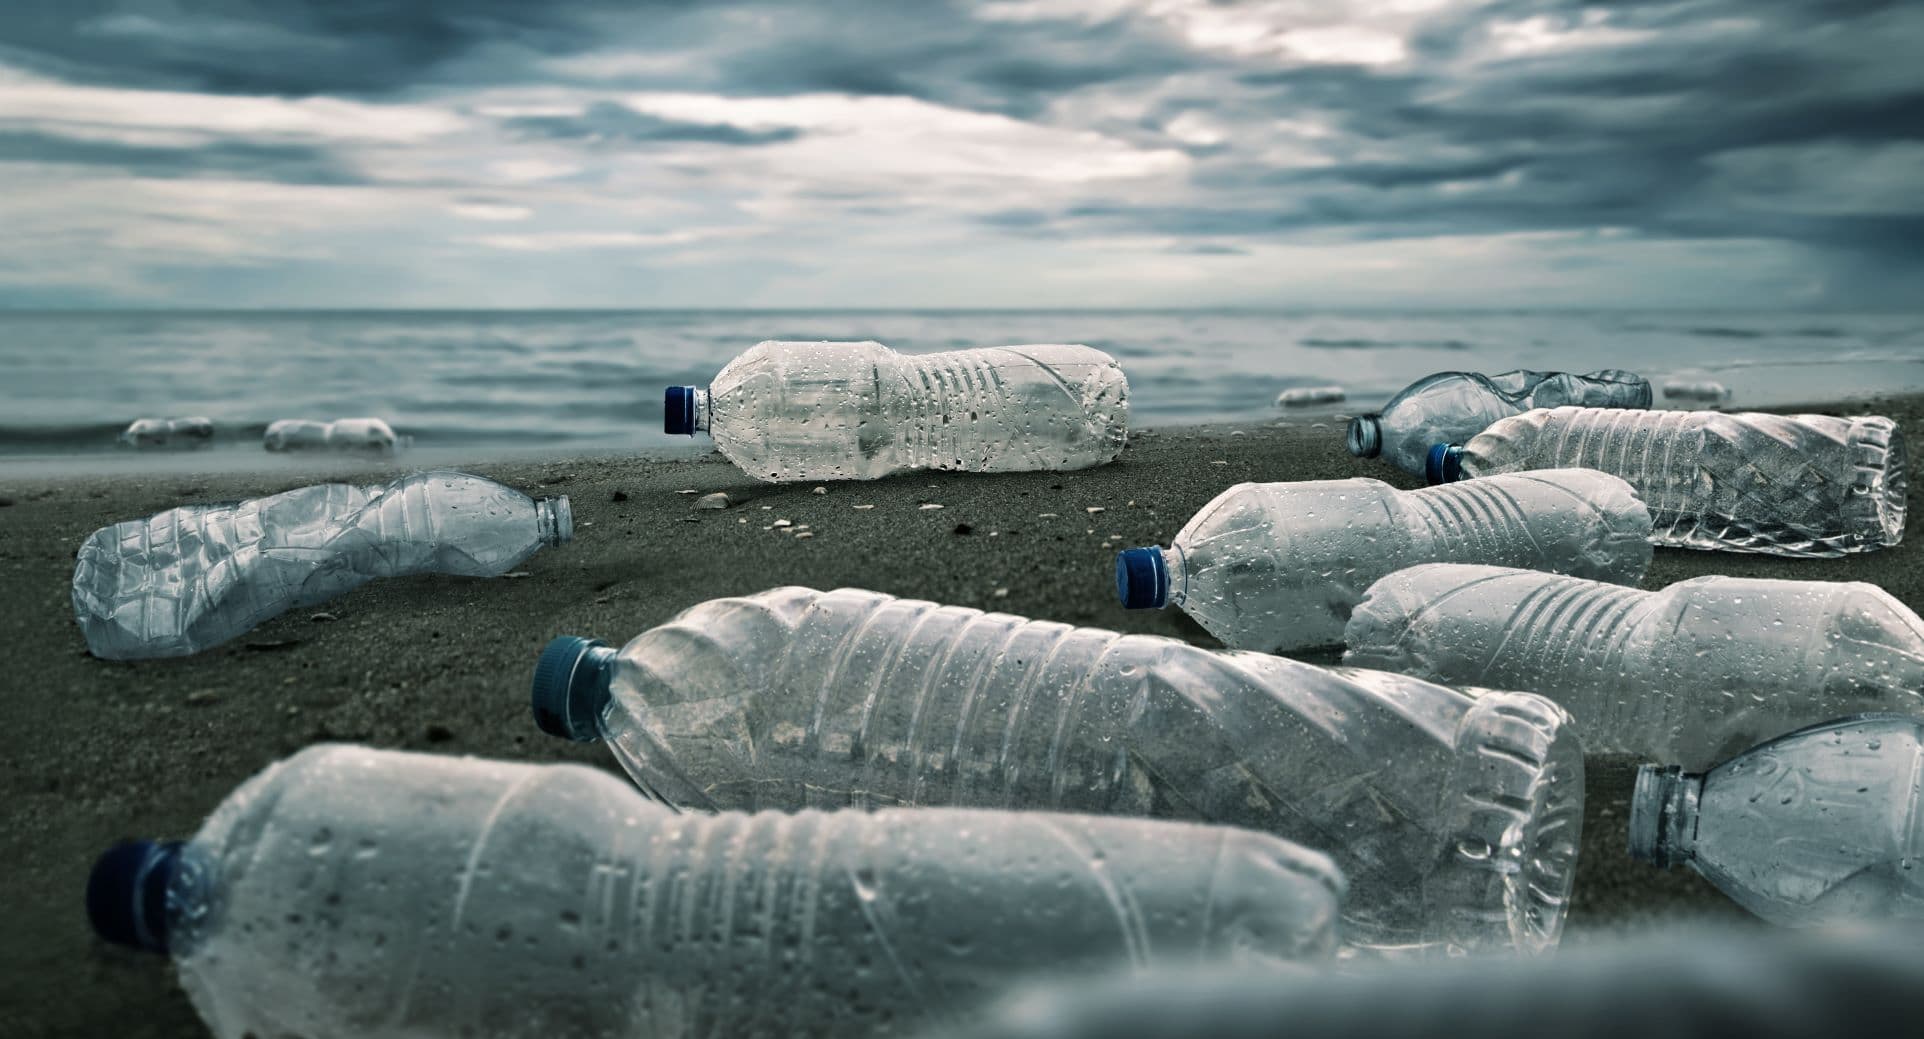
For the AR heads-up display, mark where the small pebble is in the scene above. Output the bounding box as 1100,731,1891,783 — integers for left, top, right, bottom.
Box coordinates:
853,504,875,510
920,503,944,510
1038,512,1059,518
1085,506,1105,514
694,492,730,510
1211,460,1228,465
773,519,792,528
678,489,699,495
309,612,339,623
953,523,974,535
610,490,630,502
993,587,1009,598
185,689,219,707
794,531,815,540
812,486,828,495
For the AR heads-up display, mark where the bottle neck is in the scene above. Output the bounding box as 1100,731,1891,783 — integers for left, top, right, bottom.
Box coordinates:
691,387,710,433
1346,415,1382,458
1162,545,1189,607
1628,764,1703,868
536,497,574,547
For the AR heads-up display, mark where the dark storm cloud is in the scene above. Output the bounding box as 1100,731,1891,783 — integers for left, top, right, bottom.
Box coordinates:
0,130,363,183
503,102,801,147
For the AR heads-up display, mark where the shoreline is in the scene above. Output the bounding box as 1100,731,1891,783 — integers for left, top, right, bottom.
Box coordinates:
5,394,1919,1035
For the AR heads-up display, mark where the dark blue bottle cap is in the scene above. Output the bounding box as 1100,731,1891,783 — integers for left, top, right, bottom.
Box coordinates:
88,839,182,954
664,386,698,435
532,636,616,742
1116,547,1170,610
1425,444,1465,485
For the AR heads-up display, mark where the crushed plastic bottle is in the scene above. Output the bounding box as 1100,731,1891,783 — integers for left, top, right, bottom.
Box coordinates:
263,416,406,453
1115,470,1652,653
119,416,214,449
72,471,570,659
1428,407,1907,557
1630,715,1924,927
86,744,1347,1039
1276,386,1345,407
930,924,1924,1039
532,587,1585,956
1662,379,1732,403
1347,369,1650,477
664,340,1129,482
1345,564,1924,770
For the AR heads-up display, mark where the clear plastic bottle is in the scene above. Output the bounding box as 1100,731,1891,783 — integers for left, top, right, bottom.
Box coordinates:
1347,369,1650,477
1630,715,1924,927
1115,470,1652,653
263,416,406,453
1344,564,1924,770
86,744,1347,1039
531,587,1585,957
664,340,1129,482
119,416,214,449
71,471,571,659
1429,407,1907,557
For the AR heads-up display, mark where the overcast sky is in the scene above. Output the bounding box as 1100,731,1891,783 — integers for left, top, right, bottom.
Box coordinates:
1,0,1919,309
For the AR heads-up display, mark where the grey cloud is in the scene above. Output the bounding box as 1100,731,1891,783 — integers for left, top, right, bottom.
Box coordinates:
503,102,801,146
0,130,364,183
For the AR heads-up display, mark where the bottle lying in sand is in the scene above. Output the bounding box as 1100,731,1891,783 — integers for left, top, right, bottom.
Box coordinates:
664,340,1128,482
72,471,571,659
1344,564,1924,770
531,587,1584,957
118,416,214,449
1276,385,1345,407
1115,470,1652,653
263,416,406,453
1631,715,1924,927
1347,369,1650,477
87,744,1345,1039
1428,407,1907,557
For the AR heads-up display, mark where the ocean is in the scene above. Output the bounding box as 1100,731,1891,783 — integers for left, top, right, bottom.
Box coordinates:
3,309,1921,472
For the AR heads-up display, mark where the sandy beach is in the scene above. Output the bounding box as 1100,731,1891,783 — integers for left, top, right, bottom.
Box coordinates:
5,394,1919,1037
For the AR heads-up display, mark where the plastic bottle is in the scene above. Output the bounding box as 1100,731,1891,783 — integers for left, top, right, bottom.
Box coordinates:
264,417,406,453
928,924,1924,1039
72,471,571,659
1115,470,1652,653
1630,715,1924,927
531,587,1585,956
1344,564,1924,770
1347,369,1650,477
1428,407,1906,557
664,340,1129,482
119,416,214,449
1662,379,1732,403
86,744,1347,1039
1276,386,1345,407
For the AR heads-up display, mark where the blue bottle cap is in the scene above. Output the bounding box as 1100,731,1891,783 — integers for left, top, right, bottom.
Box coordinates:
531,636,616,742
88,839,182,954
1425,444,1465,485
664,386,698,435
1116,547,1170,610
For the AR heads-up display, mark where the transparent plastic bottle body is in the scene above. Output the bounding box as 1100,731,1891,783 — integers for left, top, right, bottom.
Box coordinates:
89,745,1346,1039
1117,471,1652,653
71,471,571,659
264,417,404,453
119,416,214,449
1439,407,1907,557
1347,369,1650,476
1631,716,1924,927
538,587,1585,956
1345,564,1924,771
670,340,1129,482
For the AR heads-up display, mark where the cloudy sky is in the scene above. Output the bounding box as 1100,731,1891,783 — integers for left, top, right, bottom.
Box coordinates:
1,0,1919,309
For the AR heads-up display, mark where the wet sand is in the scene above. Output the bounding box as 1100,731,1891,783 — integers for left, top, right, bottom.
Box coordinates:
4,394,1918,1036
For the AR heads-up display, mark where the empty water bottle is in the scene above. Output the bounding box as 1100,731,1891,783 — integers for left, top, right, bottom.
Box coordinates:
1345,564,1924,770
664,340,1129,482
1429,407,1907,557
1276,386,1345,407
1115,470,1652,653
1663,379,1732,403
72,471,571,659
264,416,405,453
87,744,1346,1039
532,587,1585,956
1347,369,1650,477
119,416,214,449
1630,715,1924,927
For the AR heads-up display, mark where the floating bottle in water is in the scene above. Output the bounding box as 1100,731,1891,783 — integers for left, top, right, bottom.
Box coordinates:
1347,370,1650,477
72,471,571,659
263,417,406,453
119,416,214,449
1276,386,1345,407
1428,407,1907,557
1115,470,1651,653
531,587,1585,956
1345,564,1924,770
87,744,1346,1039
1630,715,1924,927
664,340,1129,482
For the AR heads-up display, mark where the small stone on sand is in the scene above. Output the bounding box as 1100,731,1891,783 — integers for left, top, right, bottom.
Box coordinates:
1085,506,1105,514
920,503,944,510
812,486,828,495
694,492,730,510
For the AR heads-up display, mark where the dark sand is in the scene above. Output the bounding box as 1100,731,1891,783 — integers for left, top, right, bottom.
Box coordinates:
5,395,1919,1036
